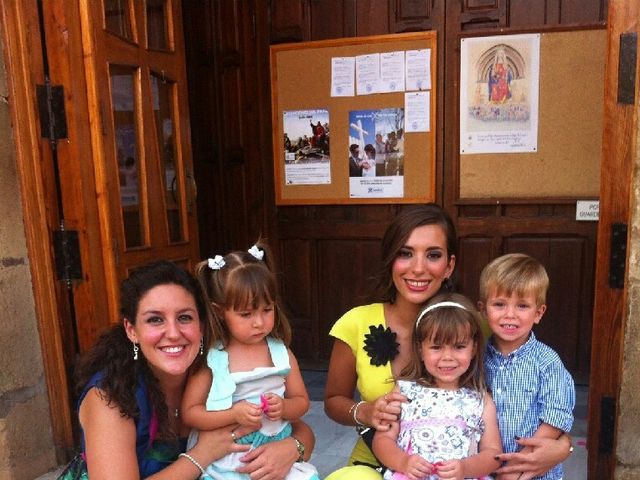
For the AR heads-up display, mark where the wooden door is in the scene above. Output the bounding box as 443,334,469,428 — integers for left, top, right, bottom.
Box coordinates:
2,0,200,455
265,1,602,377
587,1,638,475
79,0,199,313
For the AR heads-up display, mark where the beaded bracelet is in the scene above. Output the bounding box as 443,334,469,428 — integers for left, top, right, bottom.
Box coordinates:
179,452,207,477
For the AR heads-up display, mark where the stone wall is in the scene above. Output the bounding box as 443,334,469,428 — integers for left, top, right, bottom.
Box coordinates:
0,37,57,480
616,105,640,480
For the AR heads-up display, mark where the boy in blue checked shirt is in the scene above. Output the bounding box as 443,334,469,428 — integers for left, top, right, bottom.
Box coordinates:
478,253,575,480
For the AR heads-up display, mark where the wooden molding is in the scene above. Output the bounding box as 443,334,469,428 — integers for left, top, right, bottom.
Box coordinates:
588,0,639,476
0,0,74,459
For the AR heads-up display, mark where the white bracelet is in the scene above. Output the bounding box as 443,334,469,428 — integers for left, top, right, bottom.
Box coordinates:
179,452,207,477
352,400,367,426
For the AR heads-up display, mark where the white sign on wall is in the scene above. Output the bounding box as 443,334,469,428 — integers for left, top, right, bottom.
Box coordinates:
576,200,599,221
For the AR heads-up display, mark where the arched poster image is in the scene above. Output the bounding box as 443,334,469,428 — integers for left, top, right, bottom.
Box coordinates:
460,33,540,154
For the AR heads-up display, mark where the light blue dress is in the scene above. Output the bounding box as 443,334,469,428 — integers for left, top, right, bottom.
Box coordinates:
187,337,318,479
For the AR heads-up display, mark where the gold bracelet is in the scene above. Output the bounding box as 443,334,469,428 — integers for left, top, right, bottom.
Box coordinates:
352,400,366,426
179,452,206,477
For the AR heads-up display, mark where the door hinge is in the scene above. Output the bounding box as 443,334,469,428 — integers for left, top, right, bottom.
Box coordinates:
599,395,616,454
36,83,68,140
618,32,637,105
53,228,83,284
609,223,627,289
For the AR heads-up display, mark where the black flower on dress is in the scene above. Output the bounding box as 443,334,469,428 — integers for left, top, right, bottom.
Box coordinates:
363,324,399,366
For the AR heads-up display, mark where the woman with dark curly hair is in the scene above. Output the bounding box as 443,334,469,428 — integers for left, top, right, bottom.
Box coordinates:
70,261,254,479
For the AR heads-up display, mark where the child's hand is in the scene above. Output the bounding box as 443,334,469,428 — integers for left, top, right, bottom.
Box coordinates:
400,454,433,480
232,400,262,427
261,393,284,420
432,459,463,479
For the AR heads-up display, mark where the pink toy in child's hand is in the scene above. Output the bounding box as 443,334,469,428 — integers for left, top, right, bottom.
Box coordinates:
432,461,444,471
260,394,269,413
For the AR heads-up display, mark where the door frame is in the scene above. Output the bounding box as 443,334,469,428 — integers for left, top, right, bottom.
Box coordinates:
2,0,635,474
586,1,639,476
0,0,201,457
1,0,119,456
1,0,76,457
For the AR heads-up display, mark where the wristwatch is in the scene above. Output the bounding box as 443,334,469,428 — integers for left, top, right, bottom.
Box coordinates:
291,435,305,462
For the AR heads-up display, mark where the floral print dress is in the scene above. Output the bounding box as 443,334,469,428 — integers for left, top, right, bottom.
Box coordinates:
383,380,490,480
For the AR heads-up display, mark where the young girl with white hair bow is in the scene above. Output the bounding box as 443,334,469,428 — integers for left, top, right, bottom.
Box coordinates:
183,242,318,479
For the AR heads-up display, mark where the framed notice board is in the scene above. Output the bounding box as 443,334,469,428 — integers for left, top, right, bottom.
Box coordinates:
459,29,605,198
270,32,437,205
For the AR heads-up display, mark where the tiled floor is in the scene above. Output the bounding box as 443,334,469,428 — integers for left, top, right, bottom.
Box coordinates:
34,373,588,480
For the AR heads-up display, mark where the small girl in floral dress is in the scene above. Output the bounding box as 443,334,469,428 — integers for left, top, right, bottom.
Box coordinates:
372,293,502,480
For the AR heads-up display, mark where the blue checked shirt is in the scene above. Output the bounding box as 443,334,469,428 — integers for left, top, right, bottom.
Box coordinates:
485,332,575,480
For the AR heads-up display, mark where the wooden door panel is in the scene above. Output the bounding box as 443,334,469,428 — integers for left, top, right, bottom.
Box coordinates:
588,1,634,474
183,1,604,389
316,239,381,360
271,0,307,42
556,0,607,24
504,236,592,379
457,236,495,303
391,0,442,32
458,233,593,382
280,235,386,364
456,0,504,31
355,1,390,36
310,0,354,40
506,1,546,27
281,239,315,359
81,0,199,287
456,202,596,382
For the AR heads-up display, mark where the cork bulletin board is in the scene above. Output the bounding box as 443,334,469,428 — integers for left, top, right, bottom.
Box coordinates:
270,32,437,205
460,29,606,198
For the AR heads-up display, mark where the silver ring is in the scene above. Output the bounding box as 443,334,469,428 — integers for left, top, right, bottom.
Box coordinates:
231,430,237,442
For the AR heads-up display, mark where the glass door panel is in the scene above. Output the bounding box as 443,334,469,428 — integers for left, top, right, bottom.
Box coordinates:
104,0,134,40
110,64,146,249
150,72,184,243
82,0,198,292
146,0,169,50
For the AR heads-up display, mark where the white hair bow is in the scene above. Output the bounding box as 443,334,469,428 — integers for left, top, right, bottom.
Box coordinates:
248,245,264,260
208,255,225,270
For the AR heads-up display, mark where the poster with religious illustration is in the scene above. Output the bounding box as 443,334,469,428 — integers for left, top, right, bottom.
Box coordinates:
348,108,404,198
460,33,540,154
283,109,331,185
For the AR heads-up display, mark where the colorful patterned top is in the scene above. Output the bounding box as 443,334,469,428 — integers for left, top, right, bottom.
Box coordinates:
383,381,489,480
78,372,186,477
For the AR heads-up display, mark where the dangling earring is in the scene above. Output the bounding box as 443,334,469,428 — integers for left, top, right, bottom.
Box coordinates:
133,343,139,361
199,337,204,356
